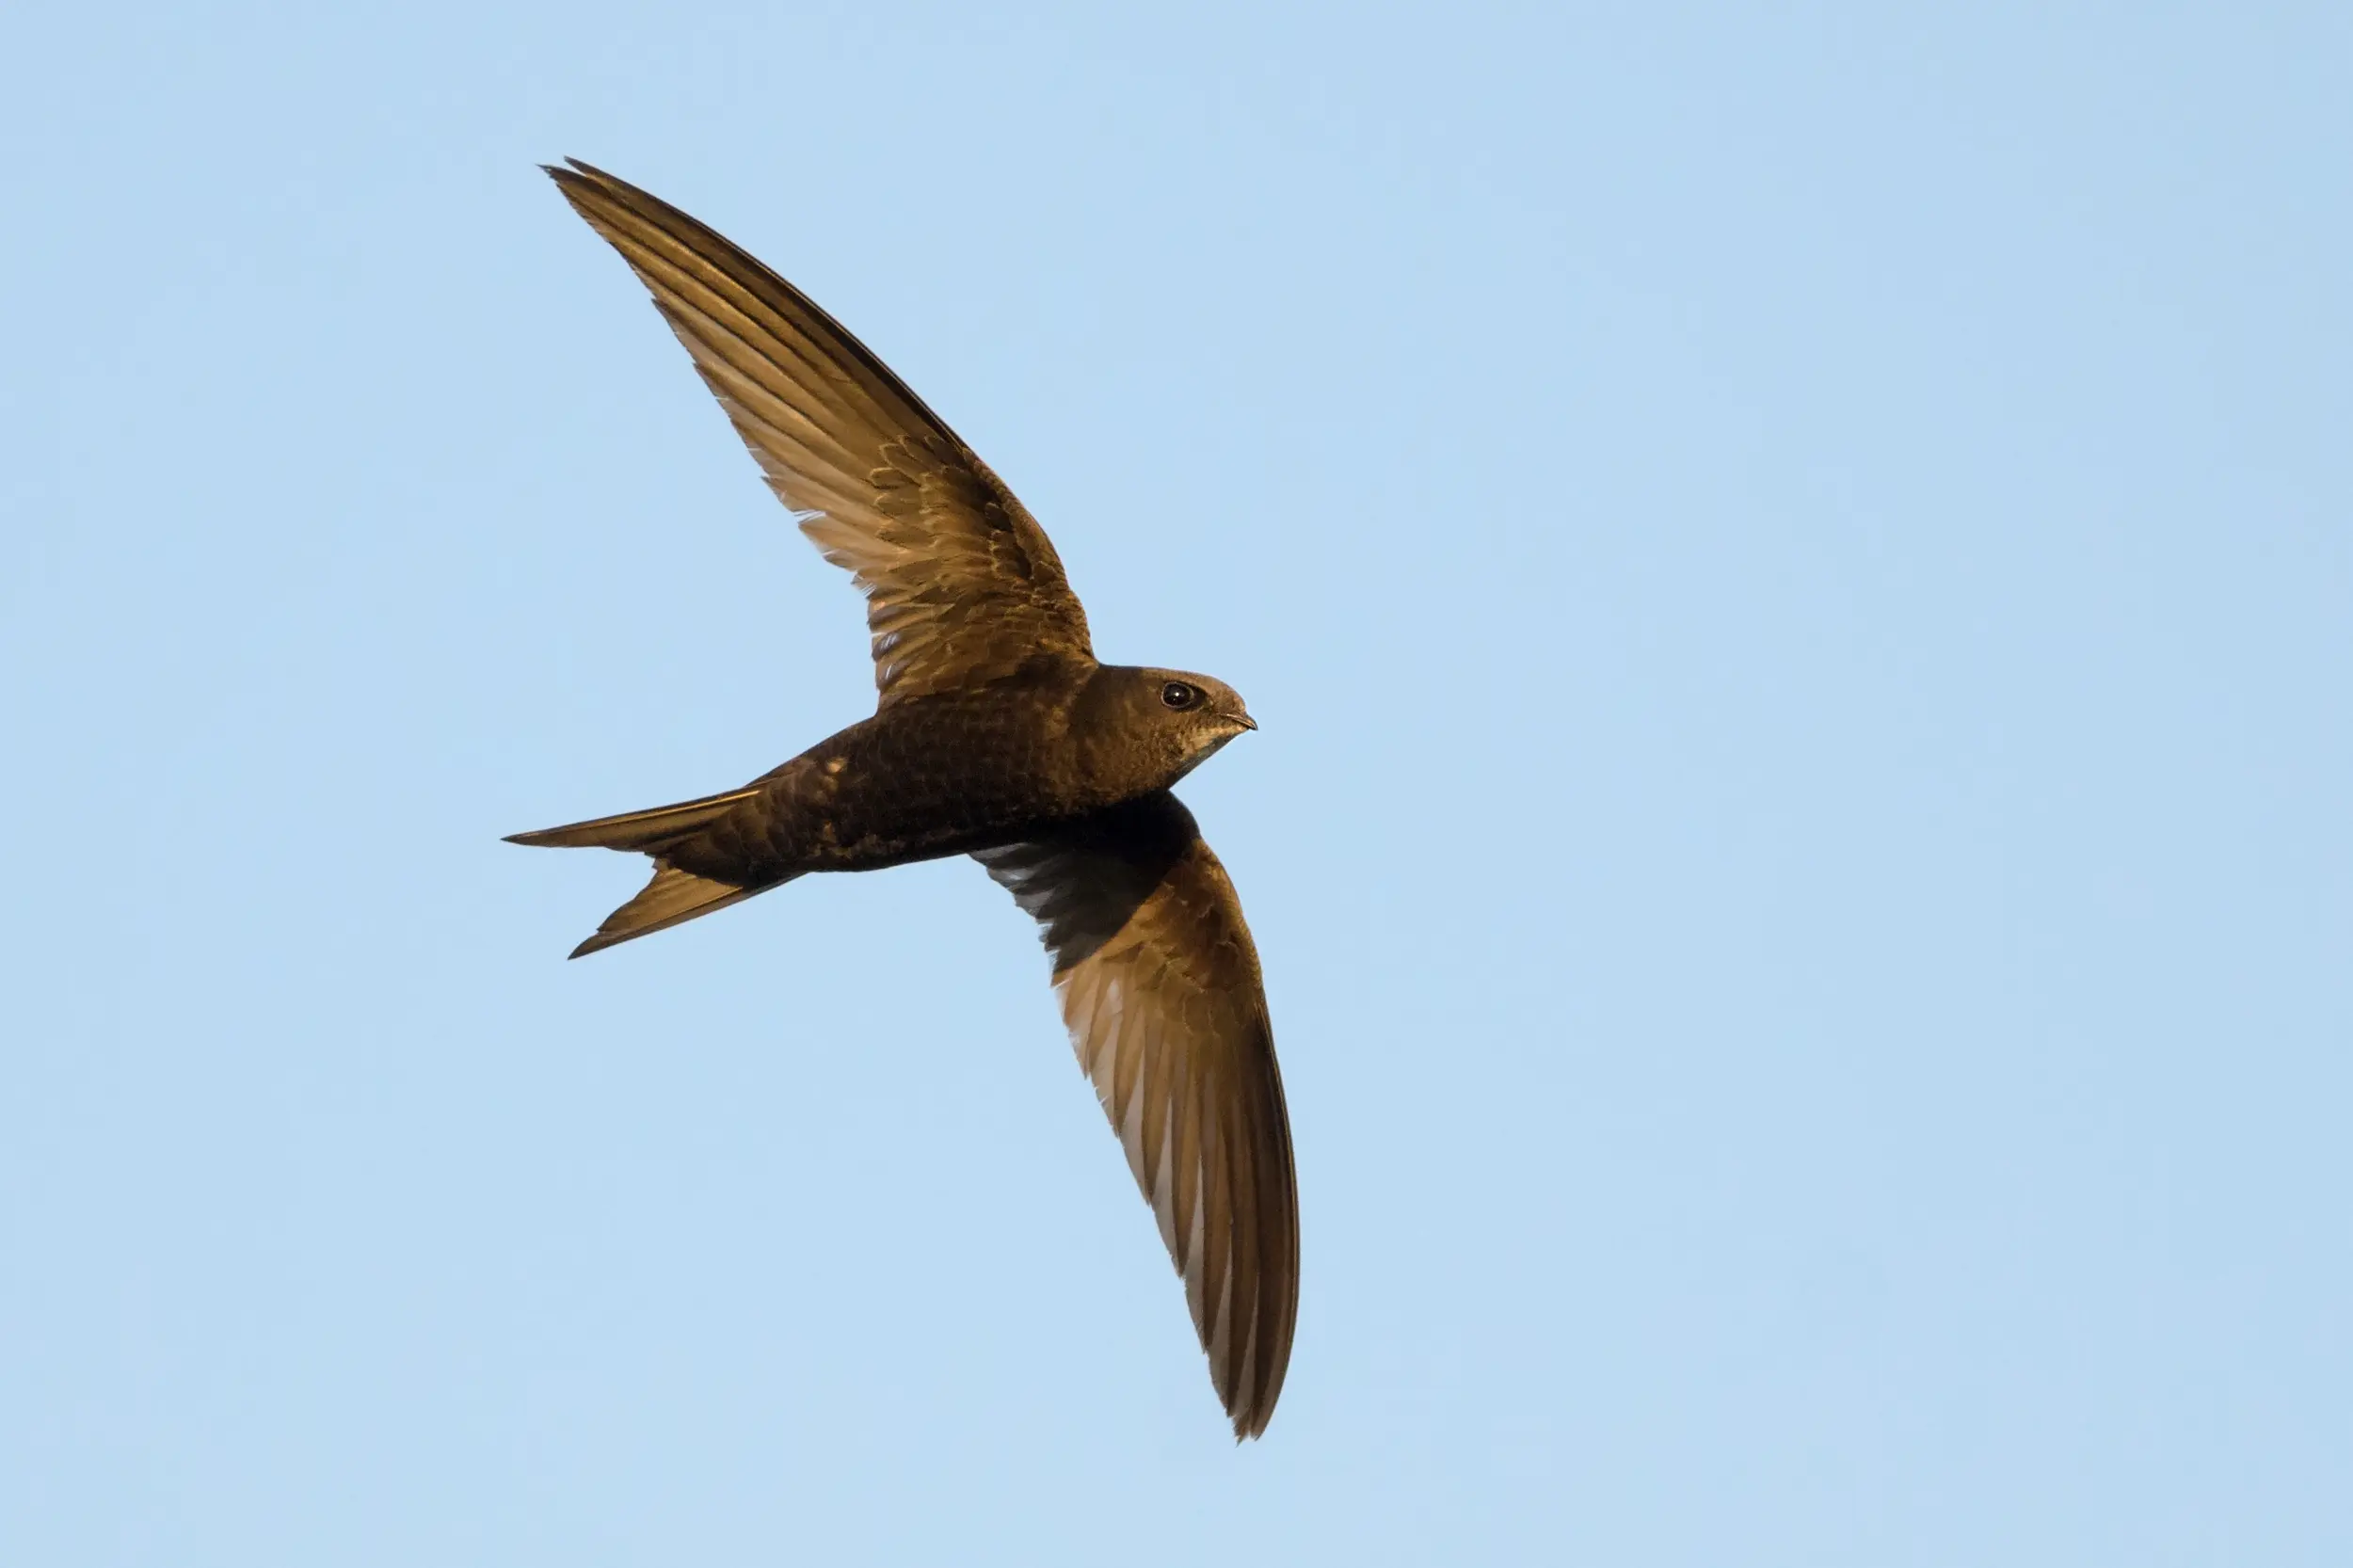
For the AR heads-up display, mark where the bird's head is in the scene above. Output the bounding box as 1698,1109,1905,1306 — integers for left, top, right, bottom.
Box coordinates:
1085,665,1257,790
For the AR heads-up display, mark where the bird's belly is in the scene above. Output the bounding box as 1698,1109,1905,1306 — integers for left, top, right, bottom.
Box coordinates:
763,737,1084,873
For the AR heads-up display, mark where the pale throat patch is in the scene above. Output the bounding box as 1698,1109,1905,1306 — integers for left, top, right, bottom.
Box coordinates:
1167,728,1240,784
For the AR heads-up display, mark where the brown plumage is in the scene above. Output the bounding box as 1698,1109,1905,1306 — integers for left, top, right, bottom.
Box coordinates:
508,160,1298,1438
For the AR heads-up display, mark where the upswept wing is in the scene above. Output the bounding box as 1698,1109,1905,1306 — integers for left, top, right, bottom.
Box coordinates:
975,793,1298,1438
548,160,1094,703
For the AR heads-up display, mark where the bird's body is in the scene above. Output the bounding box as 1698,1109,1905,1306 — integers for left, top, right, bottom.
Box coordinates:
510,161,1297,1437
519,657,1257,954
724,672,1107,873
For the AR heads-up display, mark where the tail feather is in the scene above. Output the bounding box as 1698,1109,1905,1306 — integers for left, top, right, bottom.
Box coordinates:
504,787,761,852
506,785,797,957
568,864,796,958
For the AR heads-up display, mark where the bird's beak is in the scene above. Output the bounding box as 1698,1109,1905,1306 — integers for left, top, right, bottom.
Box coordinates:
1226,710,1257,731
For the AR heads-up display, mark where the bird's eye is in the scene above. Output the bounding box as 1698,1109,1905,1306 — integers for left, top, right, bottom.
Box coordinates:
1160,681,1200,711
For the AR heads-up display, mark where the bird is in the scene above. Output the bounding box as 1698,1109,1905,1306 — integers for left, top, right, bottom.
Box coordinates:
507,160,1298,1439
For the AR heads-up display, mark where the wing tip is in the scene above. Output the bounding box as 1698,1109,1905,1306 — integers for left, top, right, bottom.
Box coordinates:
543,157,628,216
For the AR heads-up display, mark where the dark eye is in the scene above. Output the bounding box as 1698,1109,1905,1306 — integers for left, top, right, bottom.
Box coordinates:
1160,681,1201,711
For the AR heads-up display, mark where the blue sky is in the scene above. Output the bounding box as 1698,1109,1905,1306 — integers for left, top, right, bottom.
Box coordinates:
4,2,2347,1563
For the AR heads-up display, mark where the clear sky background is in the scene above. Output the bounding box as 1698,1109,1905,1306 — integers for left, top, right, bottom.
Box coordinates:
4,3,2347,1563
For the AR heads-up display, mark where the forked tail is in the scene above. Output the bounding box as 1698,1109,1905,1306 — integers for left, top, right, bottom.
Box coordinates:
505,787,798,958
